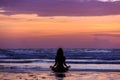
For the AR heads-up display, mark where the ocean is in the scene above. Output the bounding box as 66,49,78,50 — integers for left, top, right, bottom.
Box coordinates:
0,48,120,72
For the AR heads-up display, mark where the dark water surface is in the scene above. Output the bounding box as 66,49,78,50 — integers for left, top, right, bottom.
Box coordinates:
0,49,120,71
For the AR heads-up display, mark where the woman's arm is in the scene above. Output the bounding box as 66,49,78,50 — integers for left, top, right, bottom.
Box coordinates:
53,61,57,67
64,62,70,68
63,62,67,67
63,57,70,68
53,57,57,67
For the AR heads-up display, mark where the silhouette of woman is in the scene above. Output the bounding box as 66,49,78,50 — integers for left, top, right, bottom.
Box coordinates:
50,48,70,72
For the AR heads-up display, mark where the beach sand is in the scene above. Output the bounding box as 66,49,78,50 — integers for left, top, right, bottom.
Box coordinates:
0,70,120,80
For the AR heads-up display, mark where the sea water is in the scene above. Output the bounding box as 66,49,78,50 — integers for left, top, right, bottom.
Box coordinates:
0,48,120,71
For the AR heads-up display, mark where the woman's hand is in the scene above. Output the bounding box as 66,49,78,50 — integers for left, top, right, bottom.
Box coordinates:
50,65,56,68
66,65,71,68
50,65,53,68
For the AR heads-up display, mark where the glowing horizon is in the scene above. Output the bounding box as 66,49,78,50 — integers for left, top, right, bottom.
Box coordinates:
0,13,120,48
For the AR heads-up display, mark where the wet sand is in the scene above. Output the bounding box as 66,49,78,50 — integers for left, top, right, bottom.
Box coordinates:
0,70,120,80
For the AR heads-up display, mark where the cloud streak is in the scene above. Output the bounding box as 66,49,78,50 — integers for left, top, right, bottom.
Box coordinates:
0,0,120,16
93,34,120,37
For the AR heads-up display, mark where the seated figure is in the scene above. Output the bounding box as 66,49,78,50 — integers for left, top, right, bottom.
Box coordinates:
50,48,70,72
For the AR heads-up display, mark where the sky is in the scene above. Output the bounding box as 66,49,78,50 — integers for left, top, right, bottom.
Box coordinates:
0,0,120,48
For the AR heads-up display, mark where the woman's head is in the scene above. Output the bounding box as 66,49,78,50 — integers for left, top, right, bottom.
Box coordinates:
56,48,64,57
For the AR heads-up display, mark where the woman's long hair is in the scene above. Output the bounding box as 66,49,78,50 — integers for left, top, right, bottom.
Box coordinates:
56,48,64,57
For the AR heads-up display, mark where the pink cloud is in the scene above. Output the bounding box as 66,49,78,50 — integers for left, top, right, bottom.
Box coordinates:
0,0,120,16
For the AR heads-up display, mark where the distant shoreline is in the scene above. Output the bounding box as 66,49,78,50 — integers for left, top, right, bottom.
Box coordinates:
0,60,120,64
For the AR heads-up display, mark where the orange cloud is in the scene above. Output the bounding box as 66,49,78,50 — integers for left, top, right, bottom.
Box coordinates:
0,14,120,48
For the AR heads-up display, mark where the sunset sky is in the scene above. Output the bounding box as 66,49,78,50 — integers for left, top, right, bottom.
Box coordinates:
0,0,120,48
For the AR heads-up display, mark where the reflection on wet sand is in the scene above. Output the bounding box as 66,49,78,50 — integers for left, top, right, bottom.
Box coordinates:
54,72,66,80
0,71,120,80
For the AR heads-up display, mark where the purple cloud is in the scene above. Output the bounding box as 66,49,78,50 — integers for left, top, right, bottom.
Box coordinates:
0,0,120,16
93,37,120,48
93,38,112,48
93,34,120,37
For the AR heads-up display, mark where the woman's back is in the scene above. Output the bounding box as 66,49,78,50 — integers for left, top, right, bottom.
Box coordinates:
55,56,65,65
